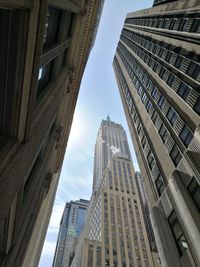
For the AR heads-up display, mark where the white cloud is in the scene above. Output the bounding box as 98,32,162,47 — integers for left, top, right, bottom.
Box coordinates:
48,203,65,233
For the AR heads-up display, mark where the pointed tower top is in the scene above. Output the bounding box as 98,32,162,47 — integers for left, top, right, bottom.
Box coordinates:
106,115,111,122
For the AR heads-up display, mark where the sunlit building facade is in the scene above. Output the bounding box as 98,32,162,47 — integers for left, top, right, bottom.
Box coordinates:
53,199,89,267
0,1,104,267
113,0,200,267
71,117,156,267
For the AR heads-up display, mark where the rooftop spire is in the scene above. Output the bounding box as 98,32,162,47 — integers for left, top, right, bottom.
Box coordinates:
106,115,111,122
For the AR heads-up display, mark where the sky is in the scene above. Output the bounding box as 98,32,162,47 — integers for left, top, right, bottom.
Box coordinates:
39,1,153,266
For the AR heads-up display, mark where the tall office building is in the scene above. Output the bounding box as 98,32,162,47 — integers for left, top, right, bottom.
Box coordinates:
135,172,160,266
71,117,156,267
53,199,89,267
113,1,200,267
0,1,104,267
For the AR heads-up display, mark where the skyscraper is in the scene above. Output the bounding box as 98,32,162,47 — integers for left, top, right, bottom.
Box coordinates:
53,199,89,267
113,1,200,267
0,1,104,267
71,117,156,267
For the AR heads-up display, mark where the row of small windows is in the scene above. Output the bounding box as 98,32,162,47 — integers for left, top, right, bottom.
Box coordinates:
114,57,200,220
114,58,166,198
117,43,194,153
119,47,188,168
120,31,200,116
121,29,200,85
125,14,200,33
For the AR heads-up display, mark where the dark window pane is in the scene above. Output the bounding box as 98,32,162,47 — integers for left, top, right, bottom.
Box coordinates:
175,56,183,68
167,107,178,126
178,235,188,255
158,95,165,109
167,74,175,86
188,177,200,211
170,145,182,166
141,136,146,149
147,152,155,170
155,175,165,196
159,124,168,143
168,211,188,256
177,83,190,100
152,110,158,124
180,125,193,147
151,87,157,98
178,19,187,31
187,61,200,80
146,100,152,112
165,51,172,62
37,60,54,98
43,7,61,50
190,18,200,33
194,98,200,115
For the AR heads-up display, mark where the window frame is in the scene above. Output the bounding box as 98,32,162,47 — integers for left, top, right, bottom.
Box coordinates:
168,211,188,256
179,125,193,147
170,145,182,167
166,107,178,126
187,177,200,212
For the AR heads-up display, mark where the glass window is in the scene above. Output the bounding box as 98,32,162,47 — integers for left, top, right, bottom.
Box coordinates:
167,107,178,126
167,74,175,86
159,68,165,78
158,95,165,109
168,211,188,256
175,56,183,68
96,246,101,267
147,152,155,170
165,51,172,63
188,177,200,212
142,93,147,103
170,18,177,30
170,145,182,166
178,19,187,31
38,68,43,80
159,124,168,143
151,87,158,99
141,136,146,149
43,7,61,50
88,245,93,267
179,125,193,147
37,60,54,98
190,18,200,33
146,100,152,112
194,98,200,115
187,61,200,80
155,174,165,196
152,110,158,124
177,83,190,100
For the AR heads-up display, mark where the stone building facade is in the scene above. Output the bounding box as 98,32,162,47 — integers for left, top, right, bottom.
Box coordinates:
0,1,104,267
113,1,200,266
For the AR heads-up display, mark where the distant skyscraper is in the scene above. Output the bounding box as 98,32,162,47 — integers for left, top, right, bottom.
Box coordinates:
71,117,156,267
113,1,200,267
53,199,89,267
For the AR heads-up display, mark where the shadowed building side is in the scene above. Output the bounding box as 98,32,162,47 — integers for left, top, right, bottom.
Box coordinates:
0,1,104,267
